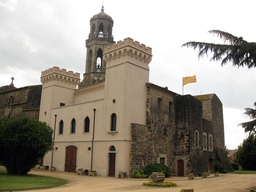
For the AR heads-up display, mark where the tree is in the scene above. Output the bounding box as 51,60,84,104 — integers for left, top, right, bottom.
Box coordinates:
182,30,256,68
236,135,256,170
239,102,256,135
0,117,53,175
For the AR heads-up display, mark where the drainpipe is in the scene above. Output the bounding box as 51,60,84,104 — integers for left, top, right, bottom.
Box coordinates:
51,114,57,168
90,109,96,170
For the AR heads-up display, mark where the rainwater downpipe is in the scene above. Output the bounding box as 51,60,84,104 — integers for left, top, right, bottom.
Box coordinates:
90,108,96,170
51,114,57,168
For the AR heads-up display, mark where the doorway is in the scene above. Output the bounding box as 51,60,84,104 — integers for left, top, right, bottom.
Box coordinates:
108,146,116,177
177,159,184,176
65,146,77,172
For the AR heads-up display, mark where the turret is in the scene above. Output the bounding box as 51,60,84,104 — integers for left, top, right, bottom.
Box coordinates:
80,6,115,88
39,66,80,124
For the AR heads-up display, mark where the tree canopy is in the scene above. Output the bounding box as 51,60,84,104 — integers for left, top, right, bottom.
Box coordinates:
236,134,256,170
182,30,256,68
239,102,256,135
0,117,53,175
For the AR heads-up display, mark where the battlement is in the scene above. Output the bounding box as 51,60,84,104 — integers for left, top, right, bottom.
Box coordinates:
103,38,152,64
104,37,152,55
41,66,80,78
41,66,80,85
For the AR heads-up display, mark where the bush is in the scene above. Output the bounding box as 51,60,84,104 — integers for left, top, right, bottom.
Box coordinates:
0,117,53,175
231,162,239,170
143,181,177,187
132,169,147,178
143,163,171,177
214,160,224,172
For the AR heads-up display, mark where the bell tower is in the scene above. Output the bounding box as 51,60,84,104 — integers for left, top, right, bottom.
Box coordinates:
79,6,115,87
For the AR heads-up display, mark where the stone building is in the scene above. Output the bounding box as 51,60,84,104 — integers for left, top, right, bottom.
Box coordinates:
39,7,231,176
0,79,42,119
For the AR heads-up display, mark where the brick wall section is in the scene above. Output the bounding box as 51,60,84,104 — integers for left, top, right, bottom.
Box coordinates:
0,85,42,119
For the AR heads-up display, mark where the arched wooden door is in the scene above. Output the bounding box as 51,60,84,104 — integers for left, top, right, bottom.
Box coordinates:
65,146,77,172
108,146,116,177
177,160,184,176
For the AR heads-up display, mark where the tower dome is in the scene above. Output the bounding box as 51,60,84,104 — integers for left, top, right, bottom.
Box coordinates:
88,6,114,41
91,6,113,23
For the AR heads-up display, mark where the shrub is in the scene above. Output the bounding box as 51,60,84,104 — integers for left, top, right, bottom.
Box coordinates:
132,169,147,178
143,181,177,187
231,162,239,170
214,160,224,172
143,163,171,177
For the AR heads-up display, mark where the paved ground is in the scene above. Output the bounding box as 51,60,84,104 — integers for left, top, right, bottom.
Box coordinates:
28,169,256,192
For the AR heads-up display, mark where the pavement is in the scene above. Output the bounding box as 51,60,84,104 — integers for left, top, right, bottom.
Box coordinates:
27,169,256,192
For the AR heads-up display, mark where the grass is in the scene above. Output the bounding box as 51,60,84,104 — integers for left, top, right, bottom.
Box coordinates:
0,168,68,191
234,170,256,174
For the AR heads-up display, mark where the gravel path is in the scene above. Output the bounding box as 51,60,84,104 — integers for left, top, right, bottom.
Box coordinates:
27,169,256,192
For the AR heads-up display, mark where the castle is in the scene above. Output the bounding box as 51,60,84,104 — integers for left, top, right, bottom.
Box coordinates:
0,7,232,176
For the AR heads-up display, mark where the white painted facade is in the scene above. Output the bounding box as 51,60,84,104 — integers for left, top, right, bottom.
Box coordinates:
39,38,152,176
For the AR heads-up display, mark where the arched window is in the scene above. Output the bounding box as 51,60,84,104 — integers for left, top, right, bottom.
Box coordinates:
96,48,103,69
110,113,117,131
84,117,90,132
71,118,76,133
59,120,64,134
99,23,104,33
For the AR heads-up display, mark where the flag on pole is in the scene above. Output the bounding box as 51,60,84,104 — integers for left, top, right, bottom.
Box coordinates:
183,75,196,86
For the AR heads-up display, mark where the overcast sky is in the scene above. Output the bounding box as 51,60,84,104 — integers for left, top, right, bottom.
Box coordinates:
1,0,255,149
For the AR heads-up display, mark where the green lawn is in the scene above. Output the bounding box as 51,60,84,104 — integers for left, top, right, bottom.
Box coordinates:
234,170,256,174
0,168,68,191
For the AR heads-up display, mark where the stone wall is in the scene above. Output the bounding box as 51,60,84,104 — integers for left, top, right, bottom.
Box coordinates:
174,95,203,156
0,85,42,119
130,91,222,176
195,94,225,148
130,84,177,173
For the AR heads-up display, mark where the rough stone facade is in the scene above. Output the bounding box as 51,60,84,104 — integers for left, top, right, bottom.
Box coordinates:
195,94,225,148
0,84,42,119
130,83,230,176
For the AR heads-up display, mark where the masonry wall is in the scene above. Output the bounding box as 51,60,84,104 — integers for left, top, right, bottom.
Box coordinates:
0,85,42,119
174,95,203,155
130,84,177,174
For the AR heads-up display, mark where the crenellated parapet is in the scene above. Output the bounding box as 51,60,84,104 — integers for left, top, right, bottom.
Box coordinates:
41,66,80,85
103,37,152,64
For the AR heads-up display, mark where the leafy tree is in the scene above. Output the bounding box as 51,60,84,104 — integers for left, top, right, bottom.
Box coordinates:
239,102,256,135
235,135,256,170
0,117,53,175
182,30,256,68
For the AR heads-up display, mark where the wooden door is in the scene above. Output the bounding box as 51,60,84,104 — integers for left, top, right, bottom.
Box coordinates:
160,157,165,165
65,146,77,172
177,160,184,176
108,153,116,177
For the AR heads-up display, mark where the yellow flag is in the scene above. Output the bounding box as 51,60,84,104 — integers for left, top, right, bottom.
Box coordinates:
183,75,196,86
